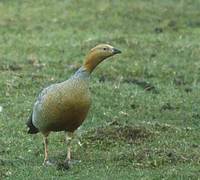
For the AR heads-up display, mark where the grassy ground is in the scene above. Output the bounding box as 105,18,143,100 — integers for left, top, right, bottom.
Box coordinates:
0,0,200,179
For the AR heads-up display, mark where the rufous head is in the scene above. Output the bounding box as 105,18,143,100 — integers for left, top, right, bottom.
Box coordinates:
83,44,121,73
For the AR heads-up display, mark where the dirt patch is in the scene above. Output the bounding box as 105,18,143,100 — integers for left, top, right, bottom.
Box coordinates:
0,62,23,71
114,146,200,169
83,121,153,145
123,78,158,93
160,103,179,112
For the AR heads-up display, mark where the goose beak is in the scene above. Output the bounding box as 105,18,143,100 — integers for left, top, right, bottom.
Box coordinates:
113,48,122,54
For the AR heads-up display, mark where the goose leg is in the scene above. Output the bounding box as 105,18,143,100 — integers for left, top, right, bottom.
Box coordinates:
43,135,52,166
64,132,74,163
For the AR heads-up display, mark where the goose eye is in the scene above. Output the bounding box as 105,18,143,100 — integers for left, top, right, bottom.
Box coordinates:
103,48,107,51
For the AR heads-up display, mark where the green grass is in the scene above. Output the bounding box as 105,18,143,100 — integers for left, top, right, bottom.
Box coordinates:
0,0,200,179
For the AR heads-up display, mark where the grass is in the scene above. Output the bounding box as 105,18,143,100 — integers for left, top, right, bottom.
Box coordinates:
0,0,200,179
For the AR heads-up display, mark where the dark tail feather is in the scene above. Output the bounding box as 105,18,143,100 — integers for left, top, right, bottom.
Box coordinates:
26,113,39,134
